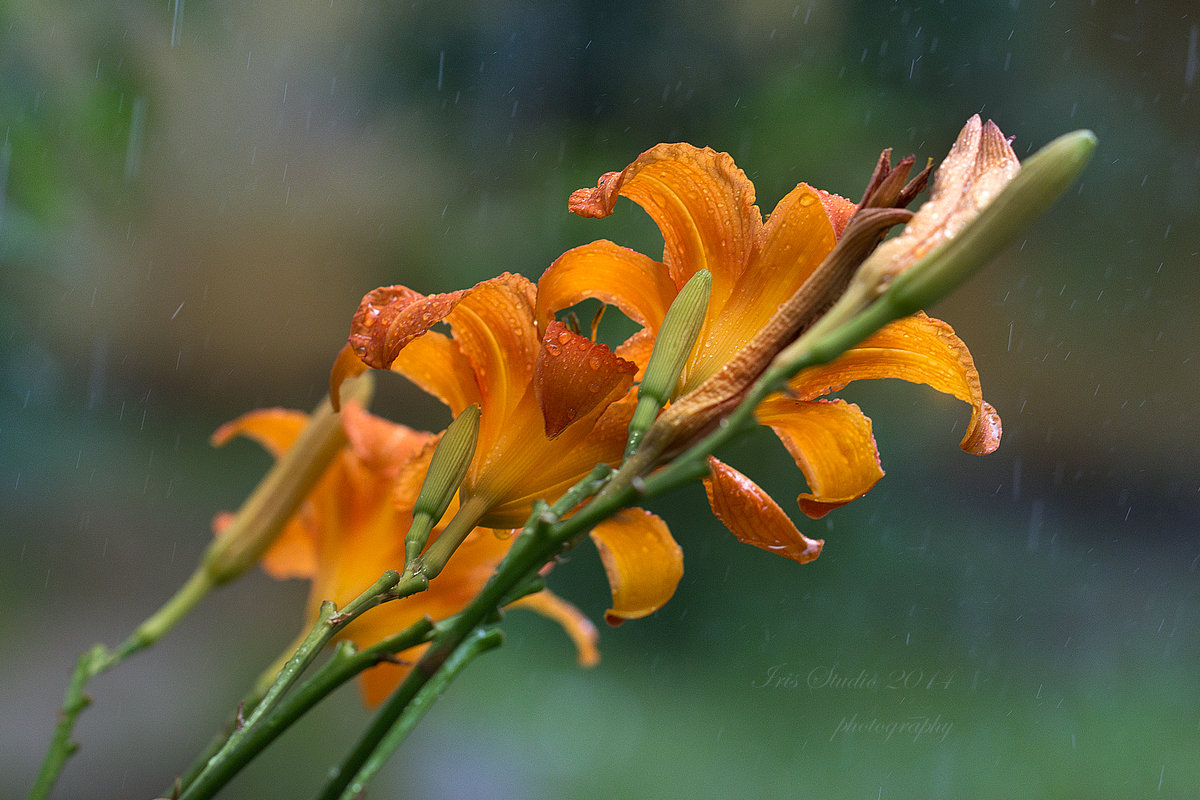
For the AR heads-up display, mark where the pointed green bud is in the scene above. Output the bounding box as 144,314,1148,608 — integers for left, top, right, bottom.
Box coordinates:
625,269,712,456
888,128,1096,314
405,404,481,567
204,373,375,585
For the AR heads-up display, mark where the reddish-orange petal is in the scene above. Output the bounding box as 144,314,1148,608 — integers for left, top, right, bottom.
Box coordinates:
589,508,683,626
703,457,824,564
788,312,1002,455
211,408,308,457
508,590,601,668
535,240,677,338
754,396,884,518
569,143,762,297
816,189,857,238
535,321,637,438
348,284,469,370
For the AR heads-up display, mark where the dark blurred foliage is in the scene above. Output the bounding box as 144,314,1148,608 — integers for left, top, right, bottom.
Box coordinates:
3,1,1198,798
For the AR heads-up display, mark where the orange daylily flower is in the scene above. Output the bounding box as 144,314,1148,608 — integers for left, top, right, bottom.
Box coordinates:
332,272,683,625
212,399,598,705
549,126,1003,562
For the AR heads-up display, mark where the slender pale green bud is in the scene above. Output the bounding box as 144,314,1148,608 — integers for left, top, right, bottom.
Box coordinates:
405,404,481,568
204,373,375,585
625,269,712,456
888,128,1097,314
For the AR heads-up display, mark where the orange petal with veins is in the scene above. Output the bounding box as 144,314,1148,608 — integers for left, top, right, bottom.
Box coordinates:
535,240,677,336
340,402,434,479
703,457,824,564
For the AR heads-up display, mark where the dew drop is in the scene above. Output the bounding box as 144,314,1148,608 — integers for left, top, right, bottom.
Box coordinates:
587,382,600,393
545,343,561,356
557,331,573,345
588,356,602,370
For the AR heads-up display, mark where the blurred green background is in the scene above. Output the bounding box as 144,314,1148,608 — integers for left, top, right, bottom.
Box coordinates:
2,1,1197,798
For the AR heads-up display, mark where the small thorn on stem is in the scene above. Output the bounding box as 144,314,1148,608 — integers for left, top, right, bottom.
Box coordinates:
234,701,247,731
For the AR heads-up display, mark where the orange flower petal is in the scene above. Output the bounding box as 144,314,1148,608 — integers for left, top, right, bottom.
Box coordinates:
816,189,857,238
440,273,539,427
535,240,678,335
259,517,320,579
329,344,368,410
388,330,481,416
703,457,824,564
214,509,316,579
535,321,637,438
754,396,885,519
338,526,513,706
688,183,838,386
789,312,1002,455
340,402,434,479
210,408,308,455
508,590,600,668
569,143,761,299
588,508,683,626
348,284,469,370
468,389,635,529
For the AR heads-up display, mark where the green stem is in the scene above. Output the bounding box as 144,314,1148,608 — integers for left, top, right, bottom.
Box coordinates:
334,629,504,800
178,571,427,800
30,383,374,800
312,465,615,800
27,569,216,800
175,618,436,800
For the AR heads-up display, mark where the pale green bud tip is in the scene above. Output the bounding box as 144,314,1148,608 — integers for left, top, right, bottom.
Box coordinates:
639,269,712,405
412,404,481,523
890,129,1097,313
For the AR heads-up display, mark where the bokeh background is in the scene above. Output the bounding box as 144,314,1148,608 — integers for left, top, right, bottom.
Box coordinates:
3,1,1198,798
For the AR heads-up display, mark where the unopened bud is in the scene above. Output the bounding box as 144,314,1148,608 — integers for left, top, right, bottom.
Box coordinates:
888,128,1096,313
406,404,481,567
204,373,375,584
625,269,712,455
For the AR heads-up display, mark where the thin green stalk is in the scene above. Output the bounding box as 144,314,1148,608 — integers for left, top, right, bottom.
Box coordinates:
312,466,615,800
29,383,373,800
334,629,504,799
27,568,214,800
178,570,427,800
175,617,436,800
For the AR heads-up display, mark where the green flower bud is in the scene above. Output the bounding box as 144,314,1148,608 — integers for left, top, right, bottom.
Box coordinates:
888,128,1097,314
406,404,481,567
625,269,712,456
